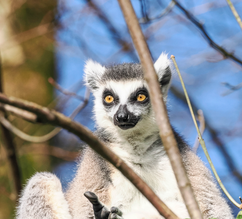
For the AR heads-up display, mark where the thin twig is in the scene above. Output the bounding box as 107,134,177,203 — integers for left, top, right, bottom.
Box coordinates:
84,0,138,61
117,0,202,218
171,55,242,209
0,103,37,123
226,0,242,30
193,109,205,153
48,77,85,101
170,85,242,185
0,53,22,199
140,0,149,23
0,88,90,143
139,1,175,23
0,93,178,219
173,0,242,66
0,117,61,143
222,82,242,96
69,88,90,119
8,80,84,146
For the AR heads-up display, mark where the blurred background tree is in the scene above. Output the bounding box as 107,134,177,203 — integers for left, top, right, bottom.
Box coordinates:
0,0,56,218
0,0,242,218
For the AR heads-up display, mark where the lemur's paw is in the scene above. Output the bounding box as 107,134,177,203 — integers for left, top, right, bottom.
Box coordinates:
108,207,123,219
84,191,110,219
84,192,124,219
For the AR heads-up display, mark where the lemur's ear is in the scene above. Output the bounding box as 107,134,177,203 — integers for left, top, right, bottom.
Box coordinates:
154,53,173,97
84,60,106,91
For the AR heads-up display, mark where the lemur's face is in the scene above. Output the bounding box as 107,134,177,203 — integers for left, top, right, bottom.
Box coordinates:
100,80,150,130
84,53,172,132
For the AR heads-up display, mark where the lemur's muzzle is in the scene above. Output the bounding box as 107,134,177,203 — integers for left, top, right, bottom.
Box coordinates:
114,105,140,130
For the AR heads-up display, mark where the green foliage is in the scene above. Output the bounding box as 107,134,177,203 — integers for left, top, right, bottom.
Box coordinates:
236,211,242,219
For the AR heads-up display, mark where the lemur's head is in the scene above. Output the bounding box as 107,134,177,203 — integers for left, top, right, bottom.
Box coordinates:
84,53,173,135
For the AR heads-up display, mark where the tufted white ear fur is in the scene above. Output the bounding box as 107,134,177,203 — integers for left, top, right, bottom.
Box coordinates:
154,53,173,96
84,60,106,91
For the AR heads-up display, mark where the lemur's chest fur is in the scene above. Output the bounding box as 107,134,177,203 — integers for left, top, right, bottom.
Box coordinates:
106,134,185,217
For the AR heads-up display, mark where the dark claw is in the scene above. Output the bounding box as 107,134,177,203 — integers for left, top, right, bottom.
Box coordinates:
109,213,117,219
110,207,122,216
108,213,123,219
84,191,110,219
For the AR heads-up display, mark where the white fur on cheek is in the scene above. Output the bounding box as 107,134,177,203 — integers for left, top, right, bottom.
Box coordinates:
92,85,115,131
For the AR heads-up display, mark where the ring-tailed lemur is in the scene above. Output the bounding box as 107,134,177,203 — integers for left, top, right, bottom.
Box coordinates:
16,53,233,219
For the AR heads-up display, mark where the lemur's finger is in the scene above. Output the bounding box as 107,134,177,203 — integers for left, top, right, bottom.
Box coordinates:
84,191,110,219
108,213,123,219
84,191,98,202
84,191,103,211
110,207,123,216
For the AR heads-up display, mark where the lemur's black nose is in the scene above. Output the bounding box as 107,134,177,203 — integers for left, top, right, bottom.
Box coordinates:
114,104,140,130
116,105,129,123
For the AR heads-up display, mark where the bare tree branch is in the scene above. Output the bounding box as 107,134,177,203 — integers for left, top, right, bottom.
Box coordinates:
117,0,202,218
226,0,242,30
193,109,205,153
0,88,90,143
0,117,60,143
222,82,242,96
139,1,175,23
69,88,90,119
173,0,242,66
48,77,85,101
0,103,37,123
84,0,138,61
171,56,241,209
0,92,178,219
8,80,84,144
170,85,242,185
0,53,22,199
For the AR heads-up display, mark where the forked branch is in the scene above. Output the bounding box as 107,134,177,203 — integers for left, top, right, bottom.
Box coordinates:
0,88,90,143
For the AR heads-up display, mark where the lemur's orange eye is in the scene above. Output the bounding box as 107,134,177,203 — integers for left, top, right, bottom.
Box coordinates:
104,95,114,103
137,94,146,102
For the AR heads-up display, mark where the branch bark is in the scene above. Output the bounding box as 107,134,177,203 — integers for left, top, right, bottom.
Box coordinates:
117,0,202,218
193,109,205,153
173,0,242,66
0,93,179,219
170,85,242,185
171,55,241,209
0,88,90,143
226,0,242,30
